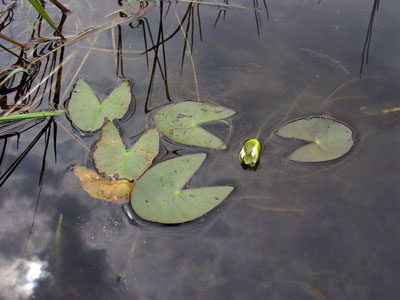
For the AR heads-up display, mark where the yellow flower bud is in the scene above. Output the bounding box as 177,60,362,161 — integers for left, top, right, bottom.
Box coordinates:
239,138,261,168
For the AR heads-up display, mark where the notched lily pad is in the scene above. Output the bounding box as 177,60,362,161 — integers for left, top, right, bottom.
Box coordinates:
275,116,354,162
154,101,235,149
93,121,159,180
130,153,234,224
68,79,131,132
72,165,133,202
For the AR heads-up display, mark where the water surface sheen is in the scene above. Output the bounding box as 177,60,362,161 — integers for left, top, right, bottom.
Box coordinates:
0,0,399,299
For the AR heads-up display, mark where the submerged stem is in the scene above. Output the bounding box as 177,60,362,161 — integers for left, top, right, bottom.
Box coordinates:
255,98,298,146
324,77,361,103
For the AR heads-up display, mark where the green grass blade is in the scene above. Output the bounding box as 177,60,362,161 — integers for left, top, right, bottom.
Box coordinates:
0,67,30,87
28,0,60,33
0,110,65,122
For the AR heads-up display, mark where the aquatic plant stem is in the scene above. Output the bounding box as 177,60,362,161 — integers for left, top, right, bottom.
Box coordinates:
57,121,90,152
0,33,25,47
4,54,73,116
0,67,30,87
255,98,298,147
176,0,257,10
0,43,31,64
30,28,95,65
60,36,100,103
49,0,70,13
324,75,381,104
329,95,371,102
324,77,361,103
175,5,200,102
28,15,136,65
55,213,63,279
28,0,61,35
121,230,141,278
232,196,309,213
0,110,65,122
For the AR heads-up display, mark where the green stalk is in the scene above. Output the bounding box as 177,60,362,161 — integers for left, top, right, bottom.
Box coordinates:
0,110,65,122
28,0,61,34
0,67,30,87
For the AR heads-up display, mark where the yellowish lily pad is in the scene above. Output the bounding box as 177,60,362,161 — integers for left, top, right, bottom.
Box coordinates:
72,165,134,202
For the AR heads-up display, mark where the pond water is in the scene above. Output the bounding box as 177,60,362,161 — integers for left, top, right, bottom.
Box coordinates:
0,0,400,299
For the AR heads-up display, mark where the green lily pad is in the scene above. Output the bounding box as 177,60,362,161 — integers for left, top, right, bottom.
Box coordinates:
68,79,131,132
154,101,235,149
131,153,234,224
93,121,159,180
275,117,354,162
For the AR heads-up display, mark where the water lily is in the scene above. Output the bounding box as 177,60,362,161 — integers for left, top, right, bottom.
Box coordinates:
239,138,261,167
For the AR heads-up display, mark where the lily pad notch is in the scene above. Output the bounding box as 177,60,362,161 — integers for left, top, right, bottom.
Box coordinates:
131,153,234,224
154,101,236,149
68,79,132,132
93,121,159,180
275,116,355,162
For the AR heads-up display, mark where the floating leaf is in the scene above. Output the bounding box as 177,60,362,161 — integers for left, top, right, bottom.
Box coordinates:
68,79,131,132
275,117,354,162
154,101,235,149
131,153,234,224
72,165,133,202
93,121,159,180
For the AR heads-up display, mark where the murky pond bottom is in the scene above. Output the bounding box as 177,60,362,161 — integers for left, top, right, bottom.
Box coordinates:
0,0,399,299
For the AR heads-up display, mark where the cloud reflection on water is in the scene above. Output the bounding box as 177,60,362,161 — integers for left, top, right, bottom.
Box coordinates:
0,256,50,299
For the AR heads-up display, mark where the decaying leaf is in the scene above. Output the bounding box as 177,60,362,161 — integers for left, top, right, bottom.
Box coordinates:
73,165,134,202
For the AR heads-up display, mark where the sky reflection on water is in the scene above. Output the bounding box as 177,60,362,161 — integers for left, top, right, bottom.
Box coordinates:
0,0,399,299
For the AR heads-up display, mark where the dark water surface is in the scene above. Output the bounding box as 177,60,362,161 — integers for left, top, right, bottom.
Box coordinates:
0,0,399,299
